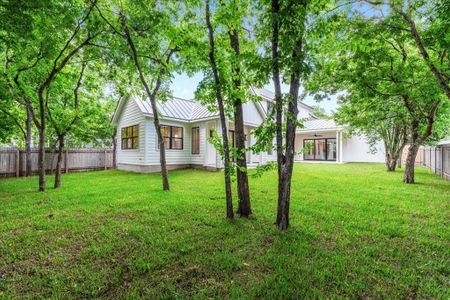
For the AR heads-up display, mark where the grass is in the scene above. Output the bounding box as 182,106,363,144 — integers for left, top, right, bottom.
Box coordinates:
0,163,449,299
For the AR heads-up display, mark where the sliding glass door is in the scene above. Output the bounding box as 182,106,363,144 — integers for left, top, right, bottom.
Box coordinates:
303,138,336,161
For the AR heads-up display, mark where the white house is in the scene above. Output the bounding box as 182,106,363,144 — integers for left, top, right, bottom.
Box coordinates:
111,87,385,173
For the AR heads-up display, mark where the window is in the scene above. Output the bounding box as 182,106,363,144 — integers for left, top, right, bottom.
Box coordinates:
121,125,139,150
161,125,183,150
192,127,200,154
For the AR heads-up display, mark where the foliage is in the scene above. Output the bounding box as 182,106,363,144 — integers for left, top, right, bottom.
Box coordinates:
309,11,449,146
311,105,329,119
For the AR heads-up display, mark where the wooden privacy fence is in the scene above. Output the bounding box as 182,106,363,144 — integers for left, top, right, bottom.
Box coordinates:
0,147,114,178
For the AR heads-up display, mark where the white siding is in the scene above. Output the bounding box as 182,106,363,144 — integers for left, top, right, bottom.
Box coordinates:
117,98,146,165
243,101,263,126
190,121,208,166
145,119,192,165
342,135,385,163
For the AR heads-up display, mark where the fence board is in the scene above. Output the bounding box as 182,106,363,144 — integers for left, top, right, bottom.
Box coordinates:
0,147,115,178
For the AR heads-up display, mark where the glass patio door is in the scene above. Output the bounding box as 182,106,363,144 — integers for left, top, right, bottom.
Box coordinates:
303,138,336,161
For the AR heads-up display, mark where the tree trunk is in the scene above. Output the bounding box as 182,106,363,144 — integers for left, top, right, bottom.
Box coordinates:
228,29,251,217
403,143,419,184
234,100,251,217
54,135,64,188
384,140,398,172
206,0,233,219
37,91,46,192
271,0,305,230
153,109,170,191
25,106,32,176
385,156,397,172
276,84,300,230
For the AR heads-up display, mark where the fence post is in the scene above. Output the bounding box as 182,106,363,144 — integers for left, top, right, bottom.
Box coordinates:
65,148,69,174
423,148,426,166
15,149,20,177
442,146,445,178
435,147,437,174
104,149,107,170
429,148,431,170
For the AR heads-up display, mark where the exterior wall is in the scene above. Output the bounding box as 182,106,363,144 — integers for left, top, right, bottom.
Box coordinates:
117,163,219,173
342,134,385,163
116,98,146,165
242,101,264,126
145,118,212,167
190,121,208,166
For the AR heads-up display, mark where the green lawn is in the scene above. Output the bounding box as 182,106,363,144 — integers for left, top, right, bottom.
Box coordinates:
0,163,449,298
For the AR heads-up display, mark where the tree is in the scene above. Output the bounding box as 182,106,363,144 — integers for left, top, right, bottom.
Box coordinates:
35,2,101,191
46,58,110,188
364,0,450,101
0,3,43,175
261,0,309,229
309,10,449,183
1,0,102,189
205,0,234,219
255,0,339,229
194,0,255,217
95,0,197,191
335,94,409,172
225,2,251,217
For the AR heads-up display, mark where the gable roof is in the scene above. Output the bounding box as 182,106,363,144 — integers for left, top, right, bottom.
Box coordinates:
134,96,219,122
112,95,221,125
112,87,318,125
251,86,315,112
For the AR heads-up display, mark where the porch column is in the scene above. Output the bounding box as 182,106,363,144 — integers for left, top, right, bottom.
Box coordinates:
339,131,343,163
336,131,340,162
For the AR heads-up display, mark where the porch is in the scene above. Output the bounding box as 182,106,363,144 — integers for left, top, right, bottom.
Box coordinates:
295,119,344,163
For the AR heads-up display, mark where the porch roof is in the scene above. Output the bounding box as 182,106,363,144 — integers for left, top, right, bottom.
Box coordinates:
297,119,343,133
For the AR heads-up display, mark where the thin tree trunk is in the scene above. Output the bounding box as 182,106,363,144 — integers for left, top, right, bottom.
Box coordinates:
122,20,170,191
112,131,117,168
271,0,284,227
206,0,233,219
25,106,32,176
276,80,300,230
37,89,46,191
228,29,251,217
271,0,305,230
54,135,64,188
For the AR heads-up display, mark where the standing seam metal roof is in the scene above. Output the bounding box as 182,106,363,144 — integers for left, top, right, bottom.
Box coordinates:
297,119,341,131
133,95,219,122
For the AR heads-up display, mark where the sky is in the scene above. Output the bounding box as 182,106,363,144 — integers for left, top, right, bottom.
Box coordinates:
170,72,340,114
